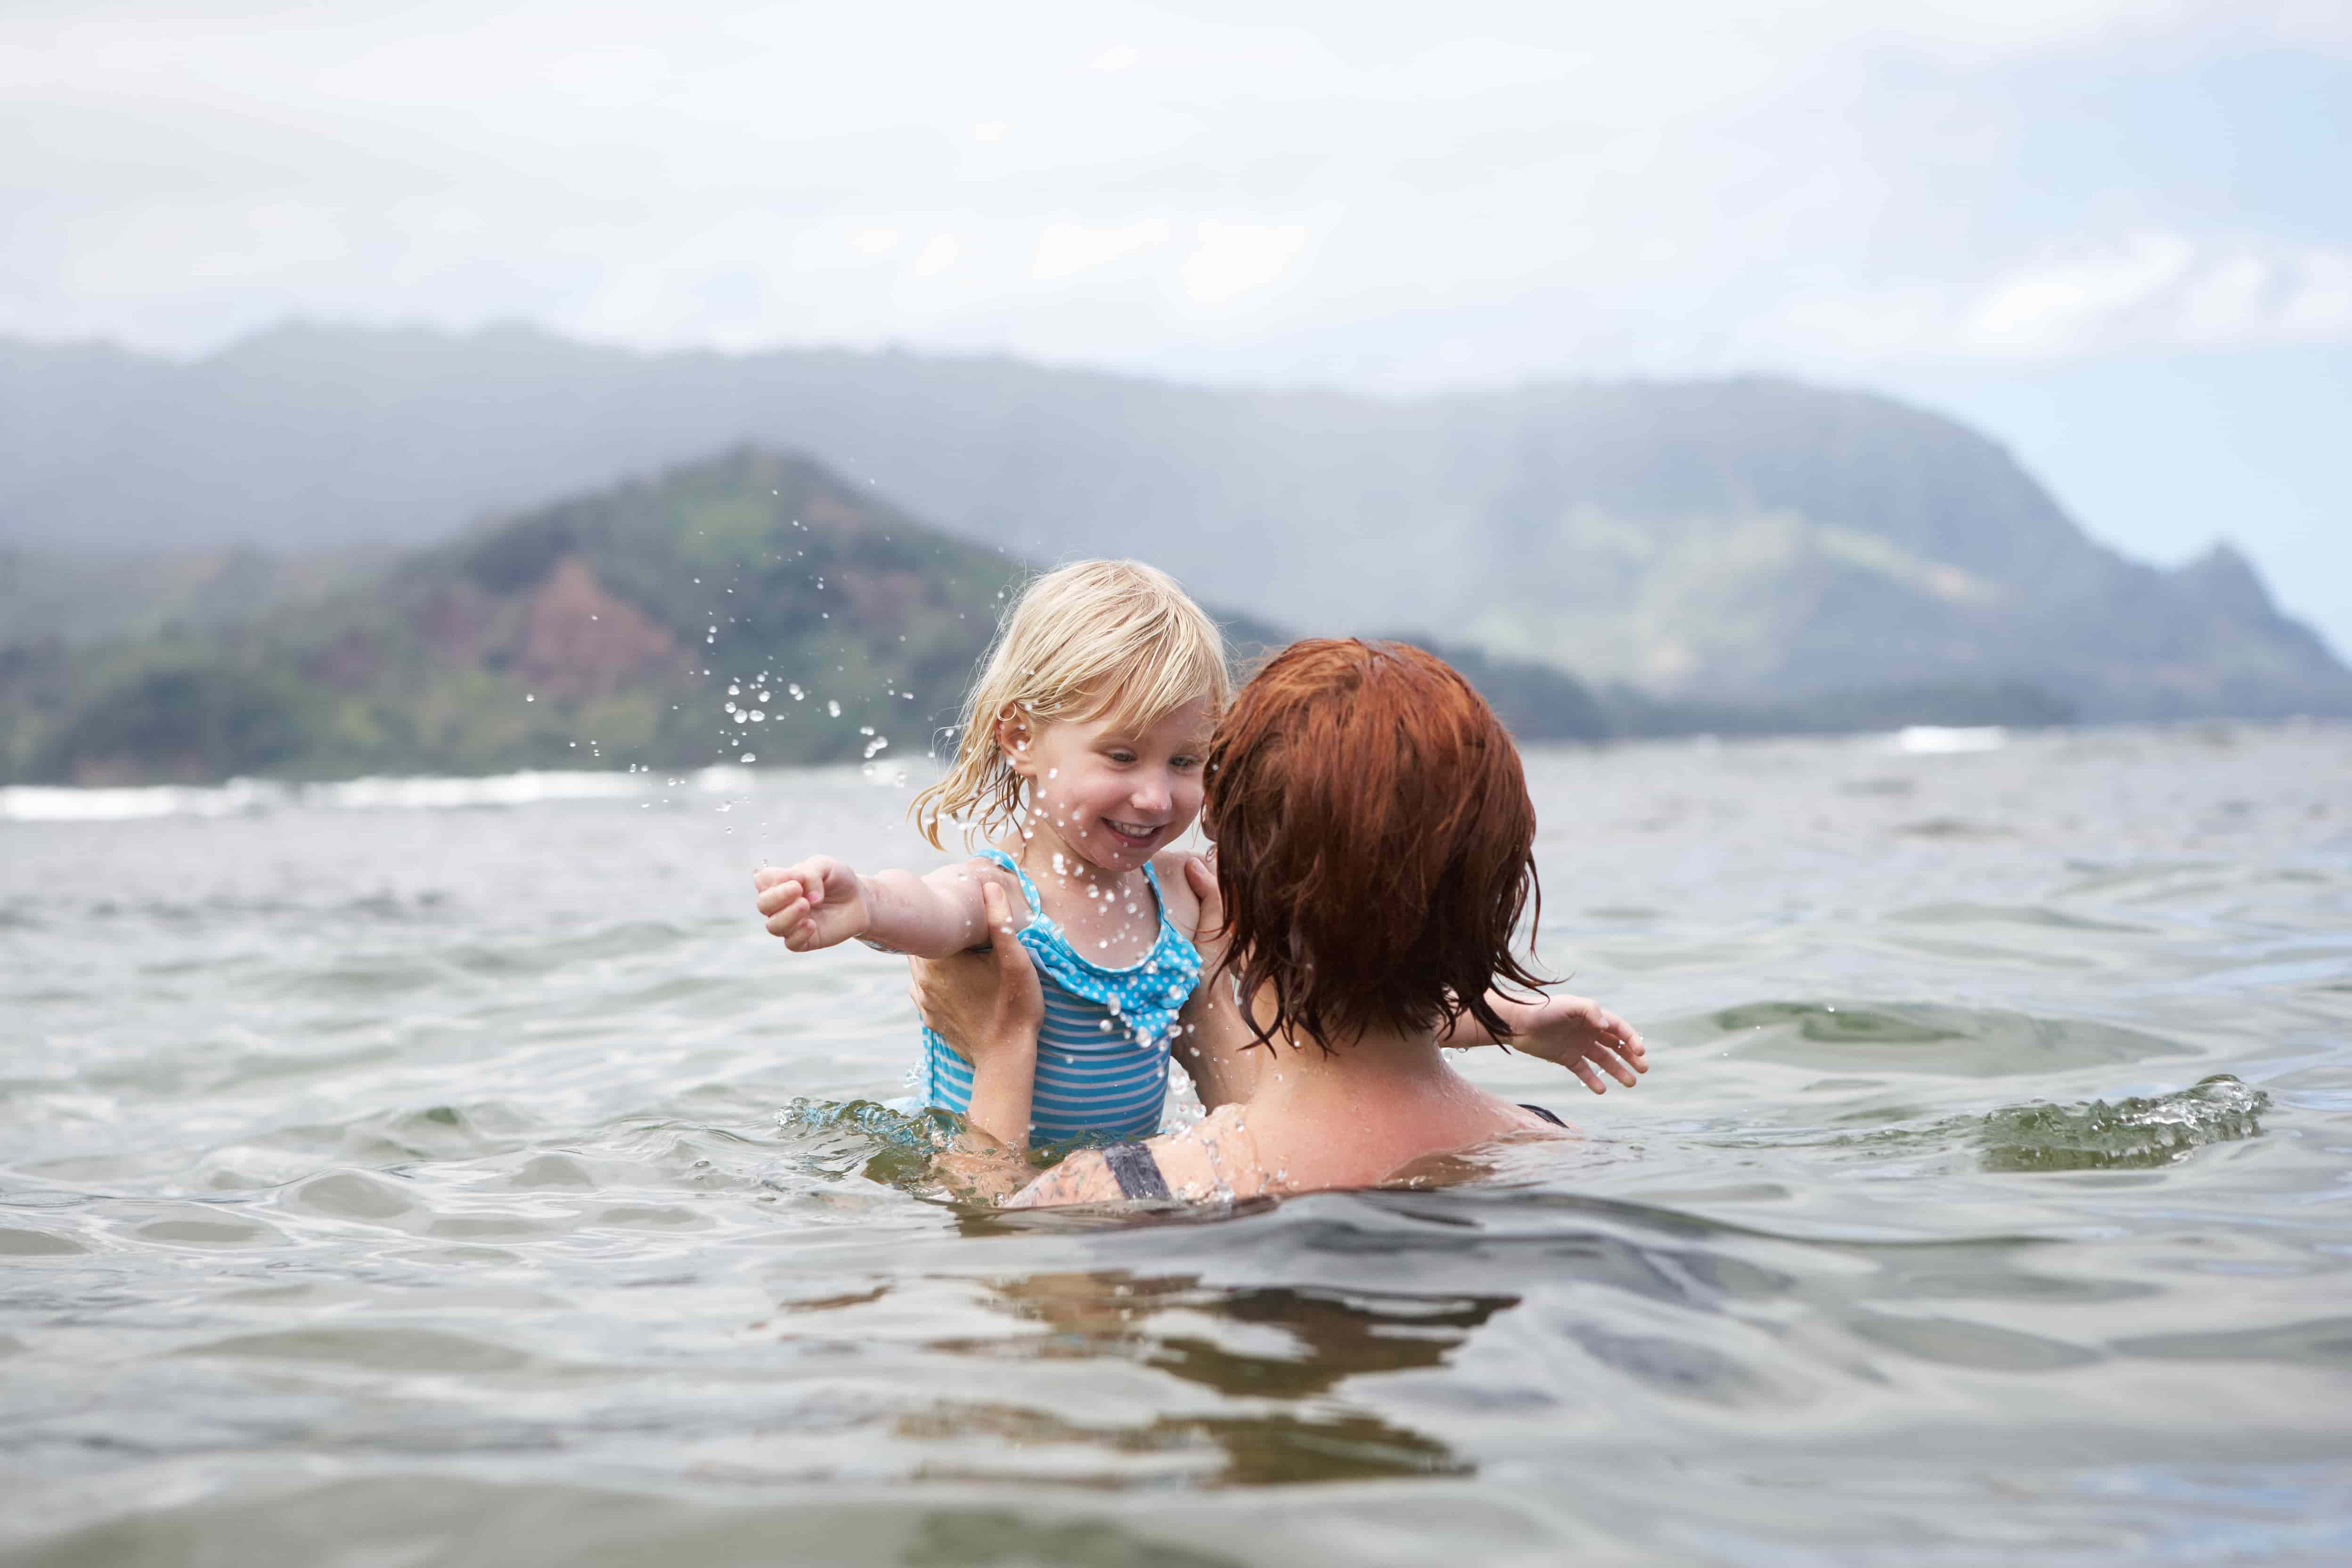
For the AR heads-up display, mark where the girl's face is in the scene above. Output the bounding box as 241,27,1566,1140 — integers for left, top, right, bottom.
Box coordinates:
1002,696,1214,875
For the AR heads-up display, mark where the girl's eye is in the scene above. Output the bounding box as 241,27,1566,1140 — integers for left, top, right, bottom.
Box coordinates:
1172,756,1200,771
1108,750,1136,764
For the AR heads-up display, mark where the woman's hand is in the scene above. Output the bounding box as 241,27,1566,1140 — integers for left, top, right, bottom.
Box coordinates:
909,880,1042,1152
1180,852,1228,964
1503,994,1647,1095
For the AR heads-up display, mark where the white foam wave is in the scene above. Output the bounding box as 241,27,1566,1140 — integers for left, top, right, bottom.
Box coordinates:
0,766,757,824
1892,725,2008,755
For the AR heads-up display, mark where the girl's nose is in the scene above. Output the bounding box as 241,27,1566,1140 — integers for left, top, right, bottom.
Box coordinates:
1131,776,1172,815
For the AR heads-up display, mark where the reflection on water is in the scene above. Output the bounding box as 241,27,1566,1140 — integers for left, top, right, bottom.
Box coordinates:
4,723,2351,1563
889,1270,1510,1484
902,1511,1247,1568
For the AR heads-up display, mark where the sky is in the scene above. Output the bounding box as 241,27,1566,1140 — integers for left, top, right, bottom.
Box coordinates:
7,0,2349,651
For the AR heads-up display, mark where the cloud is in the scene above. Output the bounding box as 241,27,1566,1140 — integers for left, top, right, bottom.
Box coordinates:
0,0,2345,381
2281,249,2352,335
910,234,961,278
1181,221,1308,305
1966,236,2196,354
1030,218,1171,282
2178,254,2274,343
183,202,352,281
1768,237,2352,366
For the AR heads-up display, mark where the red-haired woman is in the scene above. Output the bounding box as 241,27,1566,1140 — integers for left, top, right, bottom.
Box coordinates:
918,638,1646,1205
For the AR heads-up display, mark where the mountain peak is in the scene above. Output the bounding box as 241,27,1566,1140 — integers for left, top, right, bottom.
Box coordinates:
2,324,2346,722
2171,540,2278,621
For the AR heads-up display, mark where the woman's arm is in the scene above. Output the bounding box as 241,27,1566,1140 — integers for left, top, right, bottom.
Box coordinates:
910,879,1044,1200
1004,1149,1123,1207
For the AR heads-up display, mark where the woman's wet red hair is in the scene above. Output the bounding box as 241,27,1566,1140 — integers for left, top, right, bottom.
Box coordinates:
1203,638,1548,1053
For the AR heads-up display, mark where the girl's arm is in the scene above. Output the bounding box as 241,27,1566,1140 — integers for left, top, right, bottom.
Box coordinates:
754,857,998,959
1439,990,1648,1094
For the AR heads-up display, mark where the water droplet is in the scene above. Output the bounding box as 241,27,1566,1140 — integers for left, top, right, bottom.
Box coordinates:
826,700,842,718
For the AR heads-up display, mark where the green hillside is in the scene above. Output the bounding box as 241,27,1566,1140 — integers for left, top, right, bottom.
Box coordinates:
0,447,1618,785
0,449,1021,784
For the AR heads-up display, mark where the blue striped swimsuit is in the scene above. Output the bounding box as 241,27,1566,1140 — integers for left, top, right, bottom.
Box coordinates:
913,848,1202,1142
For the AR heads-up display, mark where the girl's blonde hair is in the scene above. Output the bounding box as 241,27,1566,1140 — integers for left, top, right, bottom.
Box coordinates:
913,560,1231,849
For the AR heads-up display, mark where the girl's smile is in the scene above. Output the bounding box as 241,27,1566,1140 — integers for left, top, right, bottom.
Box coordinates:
1002,696,1213,879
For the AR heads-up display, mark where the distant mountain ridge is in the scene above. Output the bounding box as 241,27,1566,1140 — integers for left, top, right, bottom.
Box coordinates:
2,322,2345,720
0,448,1617,785
0,543,389,646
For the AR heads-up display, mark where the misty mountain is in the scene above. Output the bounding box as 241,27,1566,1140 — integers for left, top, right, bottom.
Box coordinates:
0,543,389,646
0,447,1615,785
1,450,1007,784
2,323,2345,721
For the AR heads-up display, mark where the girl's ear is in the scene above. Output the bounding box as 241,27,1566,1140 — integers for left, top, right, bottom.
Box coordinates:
996,709,1036,777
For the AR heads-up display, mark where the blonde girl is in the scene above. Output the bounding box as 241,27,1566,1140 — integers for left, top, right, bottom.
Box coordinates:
753,560,1231,1144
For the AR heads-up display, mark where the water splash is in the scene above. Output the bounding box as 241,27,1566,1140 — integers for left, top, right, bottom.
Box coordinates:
772,1097,960,1190
1979,1075,2269,1172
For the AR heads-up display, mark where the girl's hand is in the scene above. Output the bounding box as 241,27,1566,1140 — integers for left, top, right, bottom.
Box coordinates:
754,856,871,951
1509,995,1647,1095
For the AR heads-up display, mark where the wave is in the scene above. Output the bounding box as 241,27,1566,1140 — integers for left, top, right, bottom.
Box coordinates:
1891,724,2007,754
0,765,759,823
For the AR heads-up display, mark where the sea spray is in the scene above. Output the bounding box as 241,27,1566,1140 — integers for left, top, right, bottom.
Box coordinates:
1978,1075,2269,1172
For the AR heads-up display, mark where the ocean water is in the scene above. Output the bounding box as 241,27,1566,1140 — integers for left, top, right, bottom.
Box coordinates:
4,723,2350,1566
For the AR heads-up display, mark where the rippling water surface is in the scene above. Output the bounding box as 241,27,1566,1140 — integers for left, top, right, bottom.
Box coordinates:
5,725,2350,1565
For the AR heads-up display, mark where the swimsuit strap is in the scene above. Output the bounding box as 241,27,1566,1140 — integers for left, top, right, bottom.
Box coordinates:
1139,858,1176,934
1102,1141,1172,1200
978,848,1179,941
974,847,1044,921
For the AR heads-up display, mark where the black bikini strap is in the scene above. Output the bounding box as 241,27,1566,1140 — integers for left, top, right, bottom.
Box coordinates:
1519,1102,1568,1127
1102,1141,1172,1200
